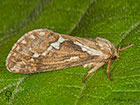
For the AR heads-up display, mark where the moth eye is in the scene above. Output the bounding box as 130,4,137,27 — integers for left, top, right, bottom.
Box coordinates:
111,56,117,60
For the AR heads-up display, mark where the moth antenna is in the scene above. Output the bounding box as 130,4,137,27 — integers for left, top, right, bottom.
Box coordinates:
118,44,134,52
117,45,120,53
107,59,112,81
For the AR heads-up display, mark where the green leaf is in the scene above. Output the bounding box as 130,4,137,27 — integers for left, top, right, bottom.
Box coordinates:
0,0,140,105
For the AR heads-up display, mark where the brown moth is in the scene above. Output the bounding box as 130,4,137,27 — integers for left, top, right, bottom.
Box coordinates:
6,29,133,83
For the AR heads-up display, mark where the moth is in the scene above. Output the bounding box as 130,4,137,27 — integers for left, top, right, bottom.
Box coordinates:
6,29,133,83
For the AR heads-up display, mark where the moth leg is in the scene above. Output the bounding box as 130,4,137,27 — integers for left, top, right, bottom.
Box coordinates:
107,59,112,81
117,45,120,53
83,62,105,83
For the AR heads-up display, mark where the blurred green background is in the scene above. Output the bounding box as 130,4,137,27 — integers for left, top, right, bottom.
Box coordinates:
0,0,140,105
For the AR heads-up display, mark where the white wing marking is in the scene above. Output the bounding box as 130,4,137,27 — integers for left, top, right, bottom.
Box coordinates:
73,42,103,56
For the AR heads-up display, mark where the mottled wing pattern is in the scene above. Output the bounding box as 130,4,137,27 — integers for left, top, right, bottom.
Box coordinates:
6,29,105,74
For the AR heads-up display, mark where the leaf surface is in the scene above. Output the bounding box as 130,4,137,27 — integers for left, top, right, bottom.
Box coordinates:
0,0,140,105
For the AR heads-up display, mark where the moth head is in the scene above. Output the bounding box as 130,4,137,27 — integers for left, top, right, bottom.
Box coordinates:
95,38,134,62
111,43,134,61
111,53,120,61
108,44,119,61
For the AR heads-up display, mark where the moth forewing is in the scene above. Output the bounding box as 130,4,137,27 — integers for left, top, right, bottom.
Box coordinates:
6,29,134,82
